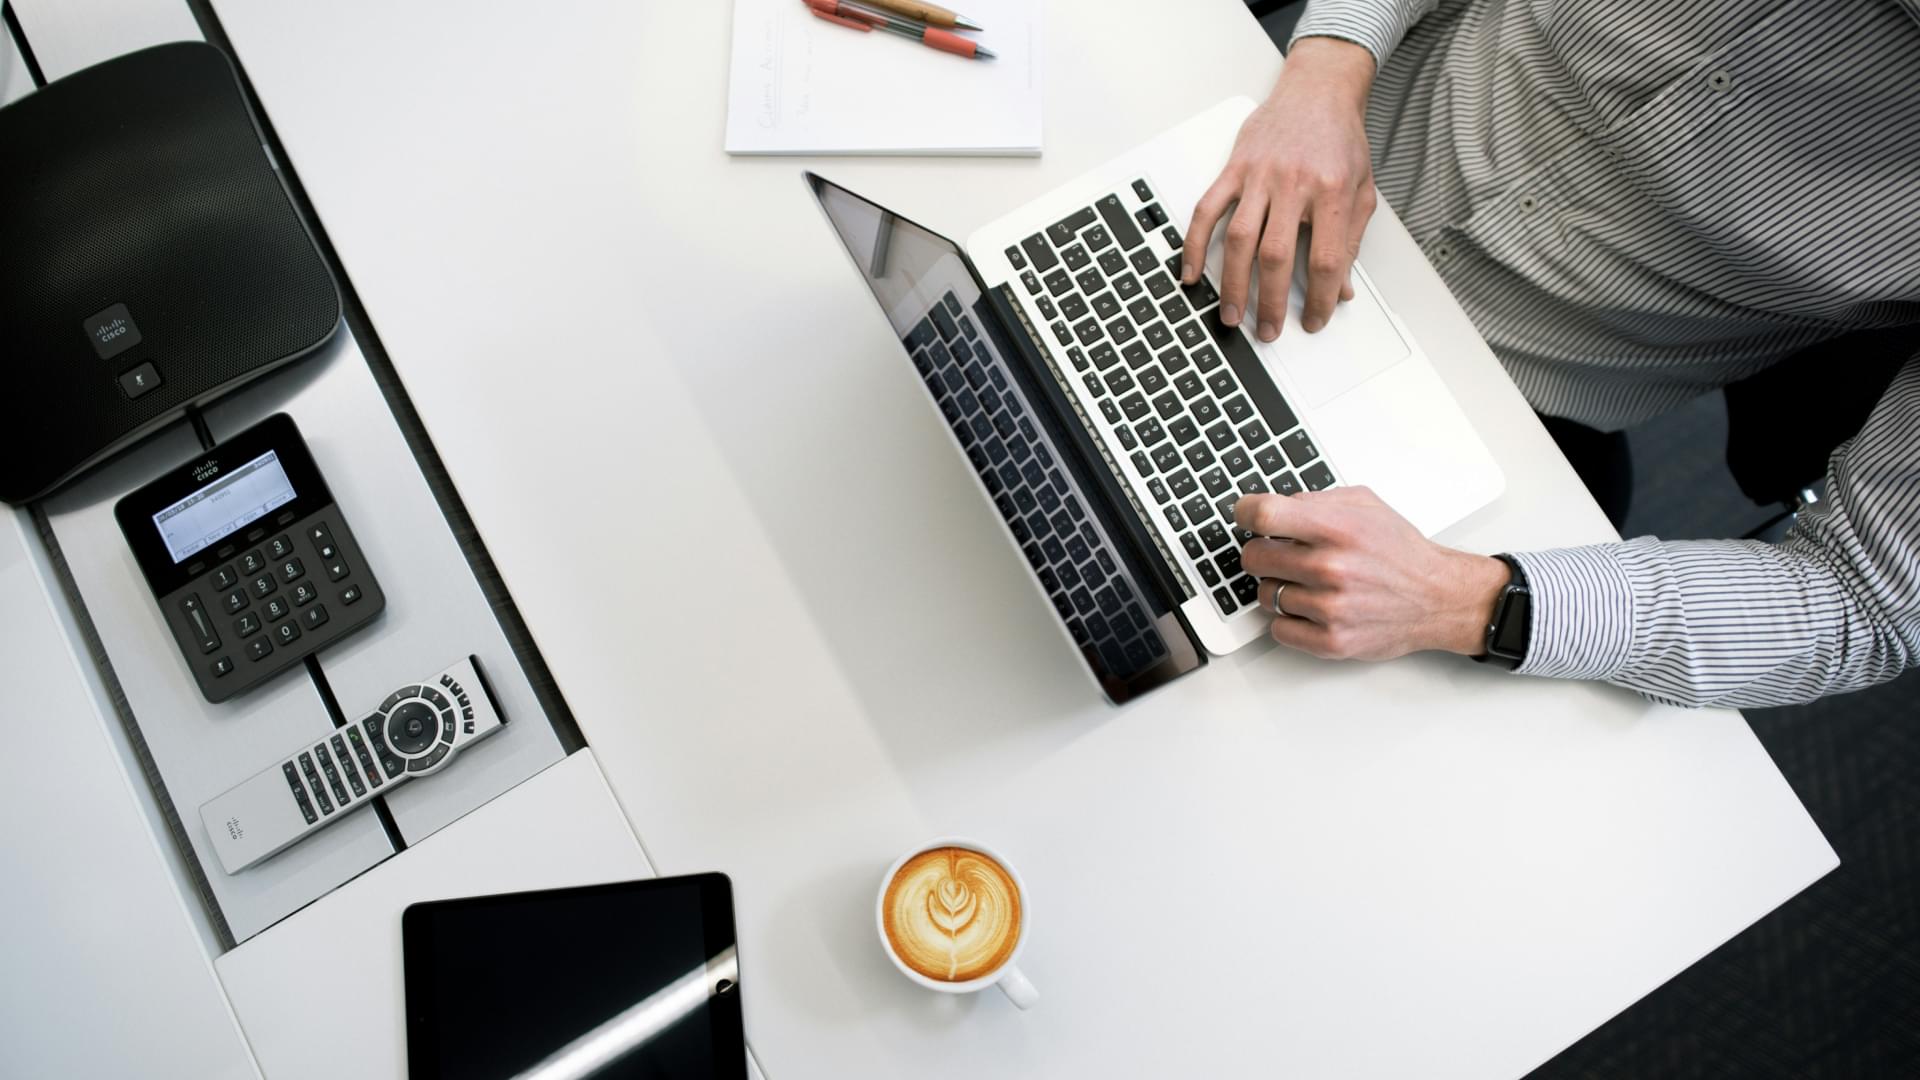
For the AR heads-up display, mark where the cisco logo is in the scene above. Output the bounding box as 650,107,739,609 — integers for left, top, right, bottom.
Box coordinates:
224,817,244,841
192,459,221,483
81,302,142,360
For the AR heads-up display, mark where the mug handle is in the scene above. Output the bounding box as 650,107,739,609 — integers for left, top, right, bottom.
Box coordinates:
996,963,1039,1010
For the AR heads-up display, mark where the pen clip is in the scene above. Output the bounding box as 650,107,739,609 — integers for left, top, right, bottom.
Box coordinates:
806,0,878,30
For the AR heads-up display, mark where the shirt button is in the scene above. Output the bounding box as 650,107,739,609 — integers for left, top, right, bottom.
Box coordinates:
1707,70,1732,93
1434,242,1454,260
1518,195,1539,214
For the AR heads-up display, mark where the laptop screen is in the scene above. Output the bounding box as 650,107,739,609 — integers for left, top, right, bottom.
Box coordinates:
807,174,1204,703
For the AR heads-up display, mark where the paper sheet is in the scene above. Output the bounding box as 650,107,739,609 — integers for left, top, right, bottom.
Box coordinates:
725,0,1042,155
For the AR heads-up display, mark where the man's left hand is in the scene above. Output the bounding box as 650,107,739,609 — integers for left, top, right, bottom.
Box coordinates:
1235,488,1511,661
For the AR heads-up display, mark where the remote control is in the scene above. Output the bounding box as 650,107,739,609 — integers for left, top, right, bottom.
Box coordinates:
199,656,506,874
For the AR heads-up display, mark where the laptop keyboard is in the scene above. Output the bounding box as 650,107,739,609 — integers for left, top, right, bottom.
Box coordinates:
905,292,1169,680
1003,177,1339,619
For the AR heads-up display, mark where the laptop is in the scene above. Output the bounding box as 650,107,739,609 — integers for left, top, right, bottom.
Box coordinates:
807,97,1503,704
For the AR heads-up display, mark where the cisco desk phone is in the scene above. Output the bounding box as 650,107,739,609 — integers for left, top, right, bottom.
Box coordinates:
116,414,384,703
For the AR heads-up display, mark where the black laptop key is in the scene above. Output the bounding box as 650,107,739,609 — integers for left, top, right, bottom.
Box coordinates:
1082,558,1108,592
968,444,990,473
1131,450,1155,477
1070,586,1096,615
1021,271,1042,295
1183,494,1212,526
1302,461,1337,491
1197,559,1221,587
1199,521,1230,550
1174,372,1205,400
955,389,979,416
1132,178,1154,201
1215,549,1243,580
1206,422,1236,452
1222,446,1253,478
1218,495,1243,527
950,338,975,365
1271,471,1302,496
1041,534,1068,561
929,339,953,369
1138,367,1167,396
1090,343,1121,370
1037,566,1060,593
1005,245,1027,270
1021,233,1059,272
1162,225,1183,249
1051,592,1074,619
907,317,938,350
1144,273,1176,302
1191,344,1223,373
1107,318,1137,346
1099,399,1122,424
1183,441,1214,471
1096,585,1123,616
1096,194,1147,250
1112,273,1142,301
1061,244,1090,271
1021,460,1048,490
1255,445,1286,474
1200,467,1230,496
943,292,962,316
1212,586,1237,614
998,462,1021,491
1206,370,1236,398
1151,444,1183,473
1182,276,1220,309
1084,610,1110,641
1007,436,1032,464
1106,368,1136,397
1232,575,1260,606
1239,474,1269,495
1223,395,1254,424
1116,342,1149,371
1048,208,1098,247
1150,390,1181,420
1060,294,1089,321
1166,253,1183,279
1180,532,1204,560
1176,321,1209,349
1068,346,1089,371
1084,224,1114,252
1281,430,1319,468
963,362,988,390
1083,373,1106,398
1135,417,1166,446
939,397,963,424
1074,318,1103,346
1045,269,1073,297
930,304,959,342
1143,322,1174,349
1078,265,1109,294
1239,420,1270,448
1142,203,1170,228
992,411,1018,439
1168,470,1198,499
1147,477,1171,504
1097,249,1127,276
1038,485,1061,515
1164,503,1187,531
1169,416,1201,445
1160,295,1191,324
1036,296,1057,320
1126,296,1156,324
1085,289,1116,319
961,315,980,341
969,414,994,443
985,439,1009,465
1160,346,1190,375
1119,393,1150,421
1053,509,1075,538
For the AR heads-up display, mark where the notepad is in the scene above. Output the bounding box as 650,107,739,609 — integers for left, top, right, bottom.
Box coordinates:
725,0,1043,156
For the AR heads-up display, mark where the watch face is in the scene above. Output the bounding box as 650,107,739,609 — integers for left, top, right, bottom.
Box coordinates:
1490,586,1531,659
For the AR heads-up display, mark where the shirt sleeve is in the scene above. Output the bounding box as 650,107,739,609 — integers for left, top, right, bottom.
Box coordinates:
1508,356,1920,709
1287,0,1441,68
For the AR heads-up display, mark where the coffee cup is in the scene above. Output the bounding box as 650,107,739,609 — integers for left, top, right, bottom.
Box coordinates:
875,837,1038,1009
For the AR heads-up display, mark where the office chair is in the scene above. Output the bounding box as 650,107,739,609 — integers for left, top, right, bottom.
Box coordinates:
1723,325,1915,539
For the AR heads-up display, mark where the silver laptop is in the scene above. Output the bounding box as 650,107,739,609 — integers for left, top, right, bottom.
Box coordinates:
808,97,1502,703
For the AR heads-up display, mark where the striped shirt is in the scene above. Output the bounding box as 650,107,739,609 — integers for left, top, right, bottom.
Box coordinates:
1291,0,1920,707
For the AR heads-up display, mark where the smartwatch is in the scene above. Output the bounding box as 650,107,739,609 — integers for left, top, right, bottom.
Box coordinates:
1474,554,1531,670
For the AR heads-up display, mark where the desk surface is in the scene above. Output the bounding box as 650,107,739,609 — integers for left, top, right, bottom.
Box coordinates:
209,1,1838,1075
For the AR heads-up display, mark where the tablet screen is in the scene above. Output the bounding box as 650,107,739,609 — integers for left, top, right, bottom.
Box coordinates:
403,874,744,1079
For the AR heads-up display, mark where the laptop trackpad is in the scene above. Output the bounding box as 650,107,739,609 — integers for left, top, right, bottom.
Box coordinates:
1259,266,1410,409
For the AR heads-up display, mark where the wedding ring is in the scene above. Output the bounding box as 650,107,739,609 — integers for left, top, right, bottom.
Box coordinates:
1272,581,1290,617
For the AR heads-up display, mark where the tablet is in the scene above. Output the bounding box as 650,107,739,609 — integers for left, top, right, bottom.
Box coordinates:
403,874,745,1079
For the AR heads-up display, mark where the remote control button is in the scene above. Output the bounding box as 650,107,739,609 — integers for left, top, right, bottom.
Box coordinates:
307,523,332,545
326,558,350,582
457,694,470,709
346,728,383,788
387,701,438,755
340,584,363,606
274,621,301,647
264,596,291,623
302,603,329,630
267,535,295,560
441,714,456,743
247,638,273,662
235,612,261,638
222,588,248,615
422,687,450,713
407,744,452,773
278,557,305,584
211,656,233,678
250,574,276,599
331,735,366,797
439,675,453,688
299,752,333,814
380,689,412,713
291,581,319,607
315,744,349,805
283,763,318,824
178,594,220,654
211,566,238,590
239,550,266,575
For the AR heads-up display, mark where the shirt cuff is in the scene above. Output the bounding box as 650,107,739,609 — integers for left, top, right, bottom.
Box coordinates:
1288,1,1418,68
1508,546,1637,682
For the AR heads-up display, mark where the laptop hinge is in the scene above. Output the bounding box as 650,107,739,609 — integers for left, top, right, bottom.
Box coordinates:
984,285,1196,609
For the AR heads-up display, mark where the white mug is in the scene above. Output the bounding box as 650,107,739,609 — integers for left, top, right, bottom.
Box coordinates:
875,837,1039,1010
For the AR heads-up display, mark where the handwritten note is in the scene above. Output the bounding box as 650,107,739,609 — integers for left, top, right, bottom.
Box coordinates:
726,0,1042,155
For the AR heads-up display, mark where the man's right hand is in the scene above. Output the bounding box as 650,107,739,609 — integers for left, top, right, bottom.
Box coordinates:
1183,37,1379,343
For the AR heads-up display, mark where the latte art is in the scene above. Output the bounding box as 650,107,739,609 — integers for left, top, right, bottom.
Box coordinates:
882,847,1022,983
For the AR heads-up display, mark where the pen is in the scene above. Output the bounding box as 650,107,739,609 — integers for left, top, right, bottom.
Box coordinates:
854,0,984,32
806,0,997,61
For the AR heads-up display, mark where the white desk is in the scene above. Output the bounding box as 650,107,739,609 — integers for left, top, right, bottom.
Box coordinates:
5,0,1839,1075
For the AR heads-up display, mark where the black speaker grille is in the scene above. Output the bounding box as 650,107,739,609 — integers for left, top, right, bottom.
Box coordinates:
1,41,339,503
